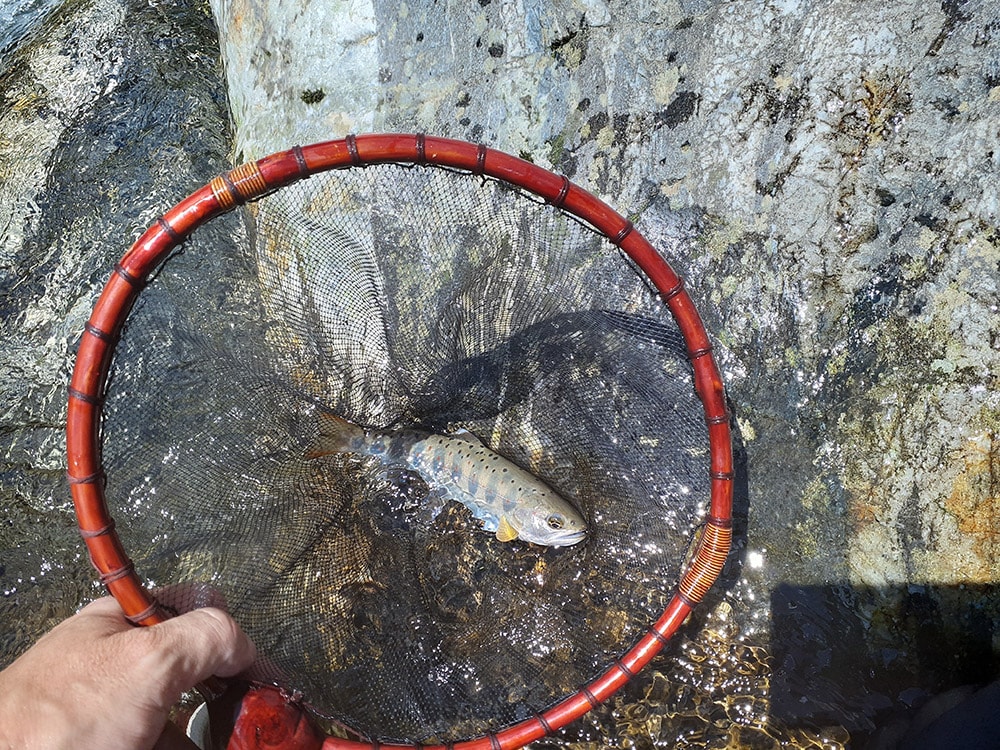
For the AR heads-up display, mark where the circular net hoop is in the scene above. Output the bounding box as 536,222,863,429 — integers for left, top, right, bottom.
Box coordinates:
66,134,733,749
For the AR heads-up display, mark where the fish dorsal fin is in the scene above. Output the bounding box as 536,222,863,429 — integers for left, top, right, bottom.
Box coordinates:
495,515,519,542
449,428,484,446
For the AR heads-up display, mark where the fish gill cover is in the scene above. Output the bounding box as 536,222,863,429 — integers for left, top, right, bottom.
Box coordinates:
99,162,710,743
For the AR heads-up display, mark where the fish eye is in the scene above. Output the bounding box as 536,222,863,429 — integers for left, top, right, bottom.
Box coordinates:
546,514,565,530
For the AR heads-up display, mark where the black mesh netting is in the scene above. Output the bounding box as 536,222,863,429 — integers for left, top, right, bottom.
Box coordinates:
100,163,709,743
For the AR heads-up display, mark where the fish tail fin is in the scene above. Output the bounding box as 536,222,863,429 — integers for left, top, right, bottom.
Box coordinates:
306,412,365,458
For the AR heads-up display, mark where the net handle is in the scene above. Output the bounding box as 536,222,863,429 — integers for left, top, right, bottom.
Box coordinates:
66,133,733,749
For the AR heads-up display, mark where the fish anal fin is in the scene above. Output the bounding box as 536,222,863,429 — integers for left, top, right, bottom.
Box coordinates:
495,515,519,542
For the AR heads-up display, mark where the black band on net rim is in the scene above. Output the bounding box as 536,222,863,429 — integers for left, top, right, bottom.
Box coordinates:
113,262,146,290
293,145,310,176
78,519,115,538
157,216,181,243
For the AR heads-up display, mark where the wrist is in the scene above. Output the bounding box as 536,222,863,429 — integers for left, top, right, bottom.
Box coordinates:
0,669,27,750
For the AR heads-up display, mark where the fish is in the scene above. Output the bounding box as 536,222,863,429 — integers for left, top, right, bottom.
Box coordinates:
307,413,587,547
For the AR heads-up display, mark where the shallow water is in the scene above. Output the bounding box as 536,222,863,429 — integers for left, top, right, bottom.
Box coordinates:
0,0,59,58
2,0,999,748
1,0,233,660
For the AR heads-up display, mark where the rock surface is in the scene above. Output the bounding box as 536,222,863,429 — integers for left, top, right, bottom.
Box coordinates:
0,0,235,657
211,0,998,594
207,0,1000,740
1,0,998,744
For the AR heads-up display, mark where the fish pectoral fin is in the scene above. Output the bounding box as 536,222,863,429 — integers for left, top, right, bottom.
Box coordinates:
423,486,451,519
495,515,519,542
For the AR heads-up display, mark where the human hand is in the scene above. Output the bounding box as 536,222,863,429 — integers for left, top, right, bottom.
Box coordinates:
0,596,256,750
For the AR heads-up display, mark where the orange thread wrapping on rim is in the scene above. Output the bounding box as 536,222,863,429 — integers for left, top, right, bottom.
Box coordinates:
211,161,268,210
677,519,733,606
67,133,733,750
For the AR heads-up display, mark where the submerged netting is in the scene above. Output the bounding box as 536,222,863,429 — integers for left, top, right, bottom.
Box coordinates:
67,135,732,748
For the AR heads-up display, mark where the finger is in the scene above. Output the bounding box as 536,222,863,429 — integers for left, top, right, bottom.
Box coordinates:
137,607,257,701
34,597,132,645
77,596,127,616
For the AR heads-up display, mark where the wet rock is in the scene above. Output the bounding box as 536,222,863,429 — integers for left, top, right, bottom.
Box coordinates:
206,0,999,742
2,0,997,745
209,0,999,592
0,0,235,663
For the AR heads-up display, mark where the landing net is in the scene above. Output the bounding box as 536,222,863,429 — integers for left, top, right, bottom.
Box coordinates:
66,135,733,747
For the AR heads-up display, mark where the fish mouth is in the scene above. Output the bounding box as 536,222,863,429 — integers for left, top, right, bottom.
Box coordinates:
547,528,588,548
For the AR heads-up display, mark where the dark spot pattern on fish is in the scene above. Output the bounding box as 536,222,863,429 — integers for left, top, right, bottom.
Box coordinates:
311,414,587,546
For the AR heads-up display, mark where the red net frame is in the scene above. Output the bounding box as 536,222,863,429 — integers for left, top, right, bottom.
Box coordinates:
66,133,734,750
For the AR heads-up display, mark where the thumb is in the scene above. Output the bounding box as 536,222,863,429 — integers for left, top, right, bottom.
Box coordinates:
136,607,257,705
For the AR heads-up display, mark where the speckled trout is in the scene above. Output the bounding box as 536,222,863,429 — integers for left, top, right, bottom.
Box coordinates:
308,414,587,547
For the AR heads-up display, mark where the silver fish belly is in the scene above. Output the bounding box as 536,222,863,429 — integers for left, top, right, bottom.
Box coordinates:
310,415,587,547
